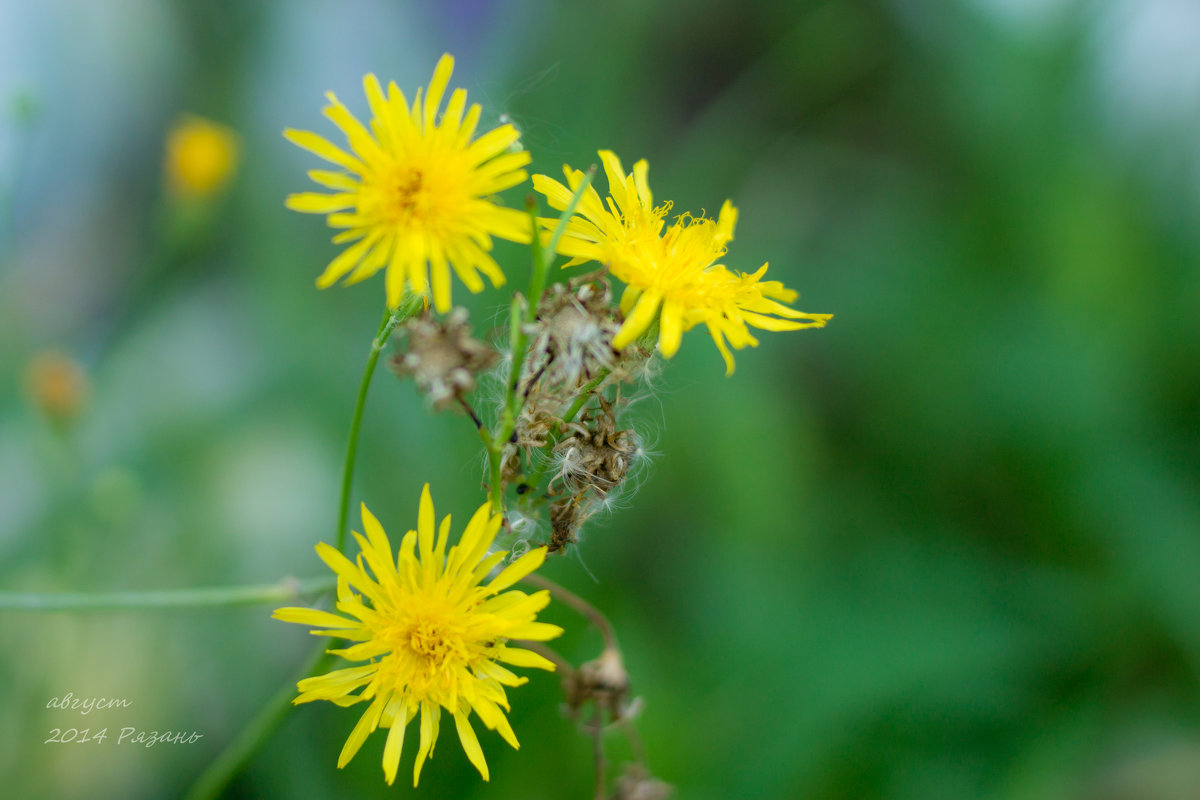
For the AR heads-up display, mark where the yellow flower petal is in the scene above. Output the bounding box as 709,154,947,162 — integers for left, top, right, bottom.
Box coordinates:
314,230,382,289
486,547,548,594
495,646,557,672
413,702,438,786
454,711,489,781
381,701,409,785
271,607,353,629
322,93,382,164
658,300,684,358
283,129,365,174
424,54,455,131
337,693,387,768
612,289,662,350
505,621,564,641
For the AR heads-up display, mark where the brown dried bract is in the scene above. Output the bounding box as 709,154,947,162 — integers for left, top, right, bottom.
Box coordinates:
524,276,621,392
553,396,638,494
390,308,497,411
548,493,589,553
612,765,674,800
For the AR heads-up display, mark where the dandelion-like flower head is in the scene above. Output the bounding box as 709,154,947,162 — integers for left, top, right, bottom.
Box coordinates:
273,485,562,785
534,150,831,373
286,54,533,311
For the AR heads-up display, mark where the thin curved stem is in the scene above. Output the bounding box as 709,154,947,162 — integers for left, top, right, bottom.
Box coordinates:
520,573,619,651
0,576,335,612
335,298,420,551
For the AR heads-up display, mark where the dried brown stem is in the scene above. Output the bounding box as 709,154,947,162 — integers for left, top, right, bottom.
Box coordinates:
592,706,607,800
620,716,647,766
520,572,618,651
456,394,484,430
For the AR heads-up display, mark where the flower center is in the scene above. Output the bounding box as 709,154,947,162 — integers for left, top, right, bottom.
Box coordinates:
387,168,426,221
408,618,450,660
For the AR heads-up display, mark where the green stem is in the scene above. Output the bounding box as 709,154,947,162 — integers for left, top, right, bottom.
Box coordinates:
183,644,333,800
335,299,419,552
488,444,506,514
521,573,618,651
0,577,335,612
559,368,611,427
524,199,552,326
542,167,596,265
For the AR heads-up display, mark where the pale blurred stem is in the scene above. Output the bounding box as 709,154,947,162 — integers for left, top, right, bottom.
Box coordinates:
0,576,336,612
335,301,417,552
486,168,596,514
0,103,35,258
520,572,618,651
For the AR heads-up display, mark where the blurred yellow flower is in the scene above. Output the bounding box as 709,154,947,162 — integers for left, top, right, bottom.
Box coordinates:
164,115,238,199
273,486,561,786
285,54,532,312
534,151,831,373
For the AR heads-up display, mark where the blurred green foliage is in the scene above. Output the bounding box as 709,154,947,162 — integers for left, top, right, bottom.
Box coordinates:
2,1,1200,799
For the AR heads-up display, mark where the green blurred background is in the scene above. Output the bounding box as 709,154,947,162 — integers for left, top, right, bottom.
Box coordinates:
3,0,1200,798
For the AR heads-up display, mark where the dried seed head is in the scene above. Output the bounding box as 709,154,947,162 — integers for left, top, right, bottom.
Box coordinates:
608,339,658,386
612,765,674,800
390,308,497,411
515,400,561,451
552,398,638,494
503,384,566,486
563,647,632,721
548,493,590,554
526,277,621,390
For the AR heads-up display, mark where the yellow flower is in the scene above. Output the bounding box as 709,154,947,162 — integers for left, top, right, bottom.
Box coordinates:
273,486,561,786
533,150,831,373
164,115,238,199
285,54,532,312
24,350,89,426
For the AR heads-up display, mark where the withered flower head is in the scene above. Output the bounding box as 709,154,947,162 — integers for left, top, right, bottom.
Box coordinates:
548,493,591,554
552,397,638,494
563,647,631,721
613,765,674,800
390,308,496,411
527,277,621,390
